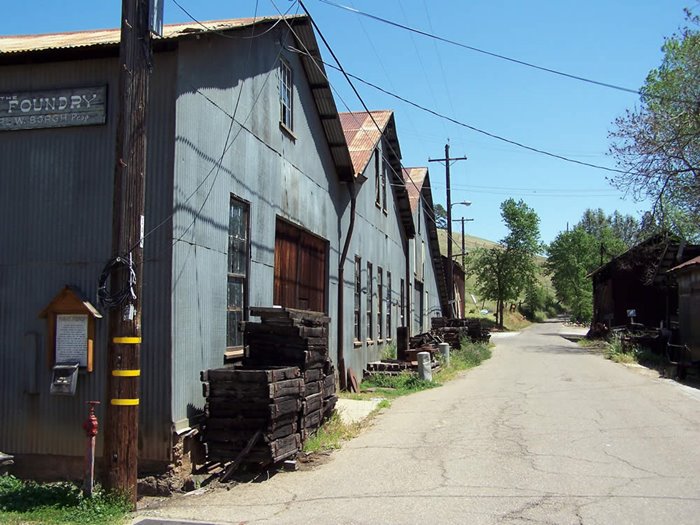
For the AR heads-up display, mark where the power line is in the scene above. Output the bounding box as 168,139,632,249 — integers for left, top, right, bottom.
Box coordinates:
138,1,297,251
170,0,292,39
289,1,467,268
274,0,452,248
314,0,649,98
304,54,634,175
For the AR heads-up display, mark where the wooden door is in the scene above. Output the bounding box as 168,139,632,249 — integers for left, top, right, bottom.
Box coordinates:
274,219,328,313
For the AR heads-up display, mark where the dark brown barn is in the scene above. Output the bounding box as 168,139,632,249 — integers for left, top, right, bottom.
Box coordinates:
590,234,700,329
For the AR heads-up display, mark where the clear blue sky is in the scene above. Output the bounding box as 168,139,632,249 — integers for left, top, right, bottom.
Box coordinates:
2,1,695,245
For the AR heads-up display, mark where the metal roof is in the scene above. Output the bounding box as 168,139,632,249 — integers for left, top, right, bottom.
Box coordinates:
670,255,700,273
403,167,428,214
339,110,392,175
339,110,413,237
0,16,291,54
0,14,355,182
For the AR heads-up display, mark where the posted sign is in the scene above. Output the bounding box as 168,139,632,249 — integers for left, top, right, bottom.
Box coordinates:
0,86,107,131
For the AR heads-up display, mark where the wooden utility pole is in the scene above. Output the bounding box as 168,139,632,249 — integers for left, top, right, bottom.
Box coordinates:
104,0,151,506
458,217,474,269
429,144,467,317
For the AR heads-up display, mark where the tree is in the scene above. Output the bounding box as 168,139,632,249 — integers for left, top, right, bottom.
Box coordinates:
577,208,638,254
434,203,448,229
609,10,700,227
638,201,700,242
469,199,541,327
546,228,598,323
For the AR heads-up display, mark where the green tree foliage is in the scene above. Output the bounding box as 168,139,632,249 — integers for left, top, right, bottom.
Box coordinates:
577,208,637,256
638,201,700,242
520,281,558,322
546,228,598,323
609,10,700,228
469,199,541,327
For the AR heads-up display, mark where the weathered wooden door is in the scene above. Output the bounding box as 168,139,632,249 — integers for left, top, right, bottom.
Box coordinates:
274,219,327,313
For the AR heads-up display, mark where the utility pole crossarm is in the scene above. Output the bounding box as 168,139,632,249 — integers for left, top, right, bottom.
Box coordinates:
429,144,468,318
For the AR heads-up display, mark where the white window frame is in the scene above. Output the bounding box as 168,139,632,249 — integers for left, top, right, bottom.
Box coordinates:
279,59,293,131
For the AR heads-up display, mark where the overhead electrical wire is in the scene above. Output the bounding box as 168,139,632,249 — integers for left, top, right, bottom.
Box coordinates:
272,0,445,242
317,60,635,175
314,0,658,100
136,0,298,252
283,0,468,258
170,0,294,39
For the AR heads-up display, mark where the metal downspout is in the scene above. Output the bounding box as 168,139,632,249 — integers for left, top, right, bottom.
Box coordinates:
338,183,357,391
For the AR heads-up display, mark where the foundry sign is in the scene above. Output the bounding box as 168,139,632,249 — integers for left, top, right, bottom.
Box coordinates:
0,86,107,131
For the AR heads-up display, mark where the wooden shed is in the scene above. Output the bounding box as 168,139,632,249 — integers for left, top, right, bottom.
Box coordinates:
669,255,700,361
590,234,700,329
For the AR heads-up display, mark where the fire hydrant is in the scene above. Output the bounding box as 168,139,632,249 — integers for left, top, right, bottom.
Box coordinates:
83,401,100,497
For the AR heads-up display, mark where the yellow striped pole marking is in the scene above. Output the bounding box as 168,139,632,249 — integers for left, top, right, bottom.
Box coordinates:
112,336,142,344
110,398,140,406
111,369,140,377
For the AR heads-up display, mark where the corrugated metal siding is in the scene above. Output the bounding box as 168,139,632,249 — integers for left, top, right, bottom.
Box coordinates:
0,57,118,456
140,52,176,461
0,52,176,461
170,27,344,424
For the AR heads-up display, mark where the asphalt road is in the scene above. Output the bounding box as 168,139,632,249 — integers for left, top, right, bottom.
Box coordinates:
135,322,700,524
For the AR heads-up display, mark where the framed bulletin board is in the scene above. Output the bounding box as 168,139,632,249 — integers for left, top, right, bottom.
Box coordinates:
39,286,102,372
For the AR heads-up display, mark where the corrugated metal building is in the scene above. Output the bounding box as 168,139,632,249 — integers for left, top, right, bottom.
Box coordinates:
0,15,359,477
403,167,449,330
336,111,444,377
0,15,447,478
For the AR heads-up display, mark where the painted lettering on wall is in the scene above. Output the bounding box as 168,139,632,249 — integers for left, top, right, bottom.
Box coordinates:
0,86,107,131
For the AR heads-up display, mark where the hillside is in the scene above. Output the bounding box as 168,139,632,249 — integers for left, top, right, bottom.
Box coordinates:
436,228,555,320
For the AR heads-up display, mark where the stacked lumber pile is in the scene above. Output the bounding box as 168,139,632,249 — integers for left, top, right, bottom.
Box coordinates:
245,307,337,441
431,317,491,346
200,307,338,469
201,366,302,465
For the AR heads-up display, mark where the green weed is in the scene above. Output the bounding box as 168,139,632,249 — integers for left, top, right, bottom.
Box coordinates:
302,411,364,453
604,336,637,364
0,474,131,525
381,342,397,360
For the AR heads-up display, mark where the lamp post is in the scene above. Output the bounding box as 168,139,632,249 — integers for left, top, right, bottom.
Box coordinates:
448,201,471,317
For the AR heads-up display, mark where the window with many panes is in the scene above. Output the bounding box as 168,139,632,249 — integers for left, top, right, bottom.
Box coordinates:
279,59,293,131
366,262,373,340
400,278,405,327
381,157,388,211
354,256,361,341
386,271,392,338
227,196,249,355
375,149,381,206
377,267,383,340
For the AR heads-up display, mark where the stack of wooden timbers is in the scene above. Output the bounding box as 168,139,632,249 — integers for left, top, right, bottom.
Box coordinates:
431,317,491,347
201,307,337,469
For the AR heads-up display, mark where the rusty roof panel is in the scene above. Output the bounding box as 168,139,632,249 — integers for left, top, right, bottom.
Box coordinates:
670,255,700,273
0,16,295,54
339,110,393,175
403,167,428,213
